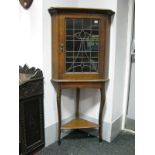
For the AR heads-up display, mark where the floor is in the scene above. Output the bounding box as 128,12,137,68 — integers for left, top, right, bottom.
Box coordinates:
36,130,135,155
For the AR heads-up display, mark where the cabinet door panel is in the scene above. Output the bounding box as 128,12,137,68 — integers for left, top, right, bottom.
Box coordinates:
59,14,106,80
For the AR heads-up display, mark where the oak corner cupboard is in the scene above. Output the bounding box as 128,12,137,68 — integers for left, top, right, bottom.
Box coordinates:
48,7,115,144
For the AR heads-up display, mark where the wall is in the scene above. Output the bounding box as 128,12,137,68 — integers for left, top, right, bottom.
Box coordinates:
18,0,43,69
112,0,129,121
122,0,135,129
78,0,116,11
127,62,135,119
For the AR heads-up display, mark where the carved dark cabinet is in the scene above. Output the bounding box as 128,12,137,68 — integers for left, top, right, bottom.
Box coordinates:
19,65,44,155
48,7,115,144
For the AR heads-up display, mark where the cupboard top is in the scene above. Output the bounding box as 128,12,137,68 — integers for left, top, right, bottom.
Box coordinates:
48,7,115,16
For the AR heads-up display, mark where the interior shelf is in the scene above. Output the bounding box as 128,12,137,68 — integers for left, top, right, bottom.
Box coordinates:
61,118,98,129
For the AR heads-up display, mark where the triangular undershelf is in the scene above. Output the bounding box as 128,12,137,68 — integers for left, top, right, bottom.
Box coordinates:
61,118,98,129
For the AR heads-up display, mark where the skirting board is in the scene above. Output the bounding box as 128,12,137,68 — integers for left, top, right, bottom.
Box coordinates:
80,113,122,142
111,115,123,141
44,115,75,147
125,118,135,131
44,114,122,147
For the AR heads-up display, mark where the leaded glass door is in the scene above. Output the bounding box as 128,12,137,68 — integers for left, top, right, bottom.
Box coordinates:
60,15,106,80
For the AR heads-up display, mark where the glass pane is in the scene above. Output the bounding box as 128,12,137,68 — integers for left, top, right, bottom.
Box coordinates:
83,19,91,29
91,52,98,57
66,41,73,51
91,63,98,72
91,58,98,62
74,41,81,51
66,30,73,35
75,19,82,29
66,63,73,72
65,18,100,72
66,52,73,57
66,58,73,62
91,30,99,41
66,19,73,29
66,36,73,40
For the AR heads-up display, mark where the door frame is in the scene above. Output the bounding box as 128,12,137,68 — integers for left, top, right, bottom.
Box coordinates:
122,0,135,130
59,14,107,80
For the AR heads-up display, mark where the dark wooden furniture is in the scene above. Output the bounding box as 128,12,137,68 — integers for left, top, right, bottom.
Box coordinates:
48,7,115,144
19,65,45,155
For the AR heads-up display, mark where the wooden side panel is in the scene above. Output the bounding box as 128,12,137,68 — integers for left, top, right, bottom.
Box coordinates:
52,15,59,80
104,16,111,79
98,15,106,79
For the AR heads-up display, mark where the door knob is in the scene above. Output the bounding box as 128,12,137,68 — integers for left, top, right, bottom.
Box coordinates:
60,43,64,52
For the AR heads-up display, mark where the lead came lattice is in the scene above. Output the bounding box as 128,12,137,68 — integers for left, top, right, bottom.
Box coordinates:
65,18,100,72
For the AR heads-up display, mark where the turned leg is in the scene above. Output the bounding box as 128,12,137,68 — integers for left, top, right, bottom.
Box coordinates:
57,85,62,145
99,86,105,142
76,88,80,118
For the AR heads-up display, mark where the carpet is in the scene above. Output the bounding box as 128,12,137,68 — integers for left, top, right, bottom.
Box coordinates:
36,130,135,155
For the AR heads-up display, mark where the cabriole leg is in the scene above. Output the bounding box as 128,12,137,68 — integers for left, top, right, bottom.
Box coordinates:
76,88,80,118
57,84,62,145
99,86,105,142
